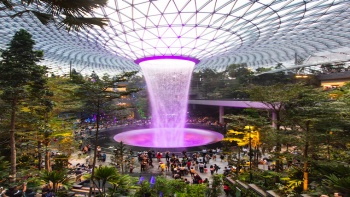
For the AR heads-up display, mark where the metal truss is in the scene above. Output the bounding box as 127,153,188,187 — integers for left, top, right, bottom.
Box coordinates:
1,0,350,75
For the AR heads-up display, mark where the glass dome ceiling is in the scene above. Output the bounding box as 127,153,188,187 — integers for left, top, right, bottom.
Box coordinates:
1,0,350,76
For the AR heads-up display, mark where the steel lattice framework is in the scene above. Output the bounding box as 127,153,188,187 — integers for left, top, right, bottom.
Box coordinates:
1,0,350,76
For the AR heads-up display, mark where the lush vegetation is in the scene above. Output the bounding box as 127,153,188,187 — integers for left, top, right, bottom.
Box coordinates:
1,28,350,197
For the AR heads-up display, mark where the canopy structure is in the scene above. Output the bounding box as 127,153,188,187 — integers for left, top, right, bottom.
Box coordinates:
1,0,350,76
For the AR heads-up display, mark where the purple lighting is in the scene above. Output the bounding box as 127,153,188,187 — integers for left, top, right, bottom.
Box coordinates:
135,56,200,65
114,56,223,148
113,128,223,148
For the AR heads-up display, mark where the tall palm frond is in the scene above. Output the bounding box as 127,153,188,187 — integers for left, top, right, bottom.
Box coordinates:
7,0,109,31
40,170,73,192
1,0,13,9
31,10,53,25
58,16,108,31
323,174,350,194
38,0,107,16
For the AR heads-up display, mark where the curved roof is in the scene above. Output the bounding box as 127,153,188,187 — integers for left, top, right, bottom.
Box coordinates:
1,0,350,76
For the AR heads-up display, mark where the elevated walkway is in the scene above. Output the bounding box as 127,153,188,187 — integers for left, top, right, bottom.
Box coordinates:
189,100,271,109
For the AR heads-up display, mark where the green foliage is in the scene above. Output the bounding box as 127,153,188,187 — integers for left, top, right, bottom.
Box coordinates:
0,28,47,179
0,29,44,97
0,156,10,182
192,68,230,99
133,178,209,197
83,163,135,196
226,63,254,85
40,170,73,192
52,155,70,171
313,163,350,195
112,141,129,173
323,174,350,195
207,174,224,197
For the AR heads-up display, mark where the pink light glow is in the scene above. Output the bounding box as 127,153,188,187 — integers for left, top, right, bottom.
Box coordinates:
114,56,223,147
113,128,223,148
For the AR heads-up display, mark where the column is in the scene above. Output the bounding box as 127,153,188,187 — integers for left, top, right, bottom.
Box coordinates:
219,106,224,124
272,111,277,129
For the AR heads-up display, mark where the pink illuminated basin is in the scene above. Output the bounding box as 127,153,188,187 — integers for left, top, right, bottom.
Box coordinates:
113,128,224,148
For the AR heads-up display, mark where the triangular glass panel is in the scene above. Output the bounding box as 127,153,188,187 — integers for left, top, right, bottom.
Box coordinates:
163,13,179,25
180,26,196,38
158,15,169,27
152,0,169,14
164,37,178,48
115,0,131,11
180,38,196,47
181,1,196,13
179,13,195,25
155,40,168,49
143,29,158,40
169,39,182,49
199,0,215,13
197,13,213,27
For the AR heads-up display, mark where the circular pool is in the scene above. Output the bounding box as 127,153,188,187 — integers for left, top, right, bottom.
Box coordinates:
113,128,224,148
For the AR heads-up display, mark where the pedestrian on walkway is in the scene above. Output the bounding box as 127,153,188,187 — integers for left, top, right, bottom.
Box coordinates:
214,164,220,173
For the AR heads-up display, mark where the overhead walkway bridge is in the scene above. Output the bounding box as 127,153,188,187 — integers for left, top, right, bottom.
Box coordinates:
188,99,276,127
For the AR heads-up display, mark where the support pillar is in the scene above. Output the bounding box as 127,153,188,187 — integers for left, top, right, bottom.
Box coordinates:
219,106,224,124
272,111,277,129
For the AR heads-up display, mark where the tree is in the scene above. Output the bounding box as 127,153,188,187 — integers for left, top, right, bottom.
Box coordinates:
40,170,73,193
245,83,308,173
73,71,139,197
193,69,227,99
1,0,108,31
283,85,330,191
112,141,128,173
84,166,135,197
0,29,45,181
226,63,253,85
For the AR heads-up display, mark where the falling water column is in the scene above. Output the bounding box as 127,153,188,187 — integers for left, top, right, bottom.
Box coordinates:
138,57,196,147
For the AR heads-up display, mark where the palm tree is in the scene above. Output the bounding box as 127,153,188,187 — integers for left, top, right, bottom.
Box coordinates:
1,0,108,31
85,166,134,197
40,170,73,193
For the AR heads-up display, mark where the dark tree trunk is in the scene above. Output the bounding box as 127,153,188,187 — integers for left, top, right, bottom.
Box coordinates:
10,101,17,182
89,101,101,197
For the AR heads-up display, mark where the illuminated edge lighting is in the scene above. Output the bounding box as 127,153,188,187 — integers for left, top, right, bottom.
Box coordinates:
295,75,309,78
134,56,200,65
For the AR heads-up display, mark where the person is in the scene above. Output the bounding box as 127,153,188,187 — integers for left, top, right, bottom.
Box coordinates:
189,167,196,177
199,162,204,173
165,151,170,161
220,154,225,162
23,189,36,197
223,167,230,176
96,146,102,155
223,184,230,196
156,152,162,162
214,164,220,174
210,165,215,175
2,182,27,197
42,184,54,197
129,164,134,173
203,178,209,186
141,161,147,172
186,160,192,170
159,162,166,172
75,168,83,182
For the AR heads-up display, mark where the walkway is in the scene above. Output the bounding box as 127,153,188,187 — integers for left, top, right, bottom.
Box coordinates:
69,150,231,196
